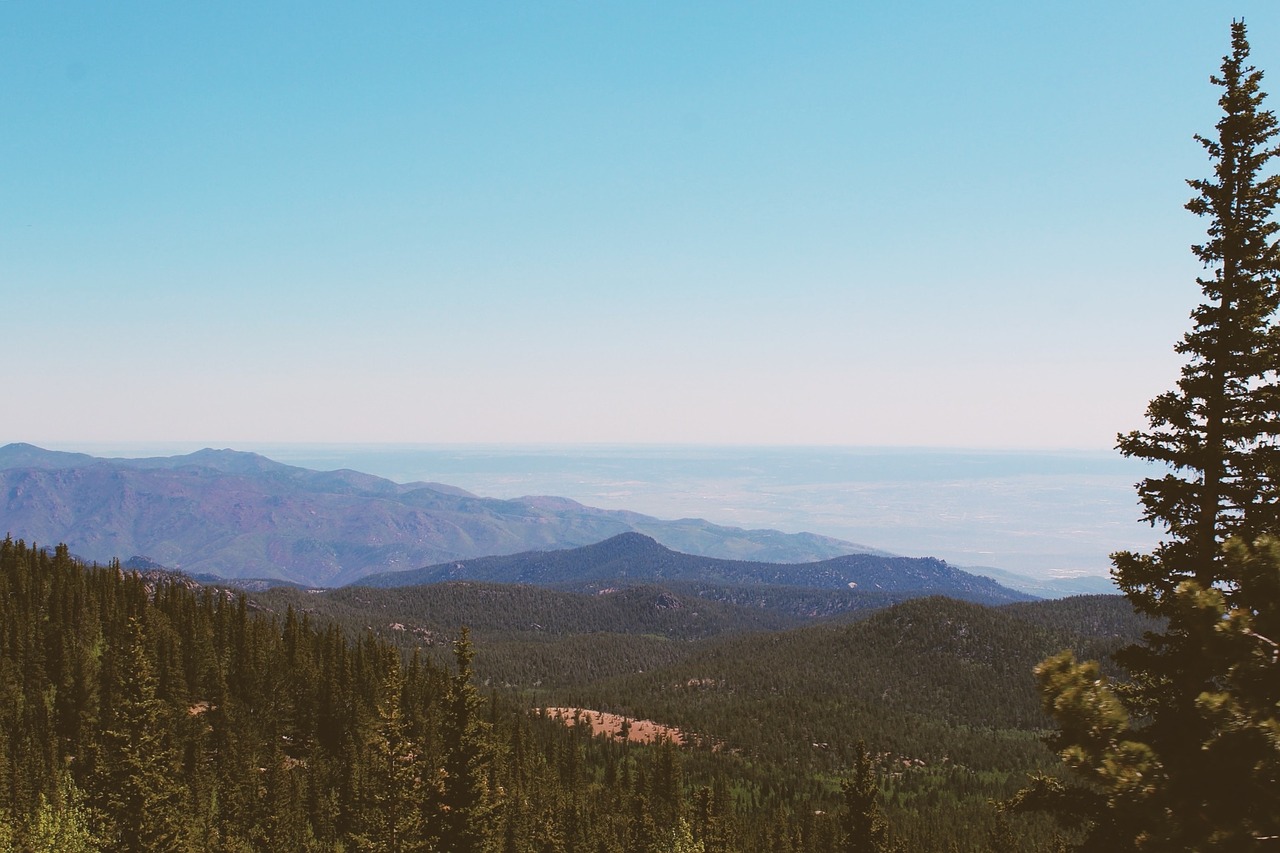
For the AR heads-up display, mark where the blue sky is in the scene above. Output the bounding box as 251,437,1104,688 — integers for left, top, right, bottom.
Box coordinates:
4,2,1279,448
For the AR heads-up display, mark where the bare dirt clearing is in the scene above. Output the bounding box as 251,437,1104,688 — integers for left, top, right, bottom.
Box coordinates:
542,707,686,745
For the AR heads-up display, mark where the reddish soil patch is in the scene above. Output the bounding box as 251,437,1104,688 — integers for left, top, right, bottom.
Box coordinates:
542,707,686,746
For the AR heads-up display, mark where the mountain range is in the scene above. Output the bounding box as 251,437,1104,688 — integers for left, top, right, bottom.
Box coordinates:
358,530,1032,605
0,443,1096,598
0,443,870,586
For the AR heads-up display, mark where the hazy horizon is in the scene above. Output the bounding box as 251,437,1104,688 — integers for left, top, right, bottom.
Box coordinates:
29,441,1157,578
5,5,1253,580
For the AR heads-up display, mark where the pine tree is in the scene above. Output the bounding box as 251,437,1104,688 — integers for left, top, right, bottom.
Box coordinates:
1115,21,1280,593
356,659,428,852
25,771,103,852
433,628,497,853
836,743,892,853
1027,20,1280,851
667,818,706,853
93,616,191,852
649,737,683,830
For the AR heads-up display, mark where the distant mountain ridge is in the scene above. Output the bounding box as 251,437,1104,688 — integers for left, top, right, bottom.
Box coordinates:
968,563,1118,597
358,531,1034,605
0,443,870,586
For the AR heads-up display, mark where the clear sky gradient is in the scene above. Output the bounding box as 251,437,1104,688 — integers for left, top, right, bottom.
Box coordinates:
5,2,1279,448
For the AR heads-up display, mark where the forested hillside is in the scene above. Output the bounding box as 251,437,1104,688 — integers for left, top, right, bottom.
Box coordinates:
247,569,1155,850
1,536,1136,851
359,532,1031,605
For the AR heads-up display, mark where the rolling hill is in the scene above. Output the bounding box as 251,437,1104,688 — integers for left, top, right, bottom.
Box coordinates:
358,531,1034,605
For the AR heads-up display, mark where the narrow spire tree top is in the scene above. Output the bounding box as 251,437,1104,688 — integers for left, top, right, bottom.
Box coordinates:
1027,24,1280,850
1117,18,1280,605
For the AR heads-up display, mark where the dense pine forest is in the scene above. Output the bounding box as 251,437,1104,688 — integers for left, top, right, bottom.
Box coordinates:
3,535,1109,851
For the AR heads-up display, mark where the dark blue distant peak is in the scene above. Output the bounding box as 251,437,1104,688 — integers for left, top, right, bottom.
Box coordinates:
588,532,668,554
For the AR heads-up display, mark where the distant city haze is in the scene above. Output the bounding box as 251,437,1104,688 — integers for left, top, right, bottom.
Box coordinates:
52,443,1158,578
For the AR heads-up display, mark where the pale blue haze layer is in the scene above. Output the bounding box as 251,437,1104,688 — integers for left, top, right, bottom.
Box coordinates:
56,443,1158,579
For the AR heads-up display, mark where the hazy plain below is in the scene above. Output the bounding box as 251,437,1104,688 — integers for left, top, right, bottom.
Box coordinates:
59,444,1158,581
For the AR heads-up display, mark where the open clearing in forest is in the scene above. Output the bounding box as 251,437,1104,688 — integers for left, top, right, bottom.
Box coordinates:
542,707,686,745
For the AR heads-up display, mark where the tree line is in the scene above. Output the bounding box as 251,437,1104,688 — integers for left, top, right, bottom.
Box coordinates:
0,537,925,852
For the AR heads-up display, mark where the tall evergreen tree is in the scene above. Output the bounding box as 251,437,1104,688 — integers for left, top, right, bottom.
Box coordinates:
93,616,191,852
1028,20,1280,851
433,629,497,853
837,743,893,853
357,659,428,852
1114,18,1280,600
